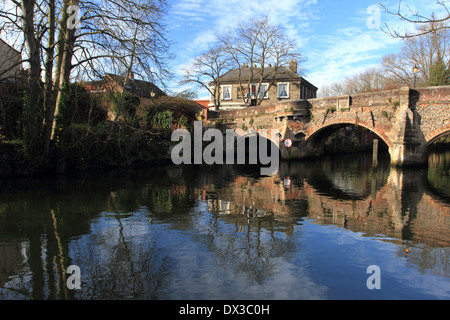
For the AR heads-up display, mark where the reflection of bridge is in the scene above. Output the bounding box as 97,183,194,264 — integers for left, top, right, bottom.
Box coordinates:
208,86,450,166
198,159,450,248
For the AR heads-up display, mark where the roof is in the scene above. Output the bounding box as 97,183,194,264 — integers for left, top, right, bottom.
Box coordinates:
105,73,166,98
0,38,20,54
215,66,317,89
194,100,210,109
0,38,22,81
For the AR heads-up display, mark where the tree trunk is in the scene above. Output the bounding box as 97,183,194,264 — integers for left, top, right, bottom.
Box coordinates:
21,0,43,158
42,0,56,157
50,0,78,141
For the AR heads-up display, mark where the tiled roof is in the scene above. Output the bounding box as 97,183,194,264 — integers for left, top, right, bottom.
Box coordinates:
217,66,316,88
105,73,166,98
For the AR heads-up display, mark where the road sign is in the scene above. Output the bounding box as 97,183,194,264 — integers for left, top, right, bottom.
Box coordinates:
284,138,293,148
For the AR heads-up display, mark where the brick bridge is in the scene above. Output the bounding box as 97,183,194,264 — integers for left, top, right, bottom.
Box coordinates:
207,86,450,166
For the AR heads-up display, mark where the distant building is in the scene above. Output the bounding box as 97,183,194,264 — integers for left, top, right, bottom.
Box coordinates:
0,38,22,81
84,73,166,108
210,59,318,110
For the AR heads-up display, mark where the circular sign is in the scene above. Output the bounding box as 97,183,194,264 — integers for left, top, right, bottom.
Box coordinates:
283,177,291,188
284,138,293,148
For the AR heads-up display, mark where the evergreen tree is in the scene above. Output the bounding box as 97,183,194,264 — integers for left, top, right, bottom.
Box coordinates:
427,57,450,86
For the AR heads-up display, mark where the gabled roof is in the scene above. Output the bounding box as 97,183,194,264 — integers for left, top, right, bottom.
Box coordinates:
214,65,317,89
0,38,22,81
105,73,166,98
0,38,20,55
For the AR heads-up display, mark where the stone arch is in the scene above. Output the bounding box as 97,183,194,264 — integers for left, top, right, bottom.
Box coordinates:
304,120,393,158
420,124,450,154
223,129,281,165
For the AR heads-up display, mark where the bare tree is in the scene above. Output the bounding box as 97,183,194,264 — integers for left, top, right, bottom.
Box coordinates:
181,45,232,110
381,21,450,87
0,0,172,160
181,15,304,109
319,67,387,97
217,15,304,106
379,0,450,38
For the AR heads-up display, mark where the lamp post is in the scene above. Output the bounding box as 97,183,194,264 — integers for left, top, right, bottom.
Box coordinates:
413,64,419,88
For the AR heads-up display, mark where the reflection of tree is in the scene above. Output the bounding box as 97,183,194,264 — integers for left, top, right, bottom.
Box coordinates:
0,207,75,299
73,216,173,299
0,170,182,299
67,188,181,300
199,195,297,284
404,246,449,278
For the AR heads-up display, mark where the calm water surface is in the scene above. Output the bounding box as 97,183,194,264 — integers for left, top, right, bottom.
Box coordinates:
0,151,449,300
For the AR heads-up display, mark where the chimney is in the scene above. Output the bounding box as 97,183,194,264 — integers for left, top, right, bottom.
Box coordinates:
241,62,248,69
289,59,298,74
128,72,134,79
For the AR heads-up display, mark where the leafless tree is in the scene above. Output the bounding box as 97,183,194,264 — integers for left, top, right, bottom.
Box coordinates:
319,67,387,97
181,45,232,110
181,15,304,109
0,0,172,160
217,15,304,106
379,0,450,38
381,21,450,87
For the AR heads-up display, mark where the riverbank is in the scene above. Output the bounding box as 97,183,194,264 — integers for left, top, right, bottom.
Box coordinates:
1,130,449,177
0,134,173,177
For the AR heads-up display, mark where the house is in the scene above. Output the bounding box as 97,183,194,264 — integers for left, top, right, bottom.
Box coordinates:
84,73,166,108
0,38,22,81
210,59,318,110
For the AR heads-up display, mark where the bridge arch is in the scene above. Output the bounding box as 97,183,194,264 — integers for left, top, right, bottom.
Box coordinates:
223,129,281,166
303,121,393,159
420,124,450,154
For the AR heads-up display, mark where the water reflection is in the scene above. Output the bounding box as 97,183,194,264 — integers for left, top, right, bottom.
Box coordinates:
0,151,449,299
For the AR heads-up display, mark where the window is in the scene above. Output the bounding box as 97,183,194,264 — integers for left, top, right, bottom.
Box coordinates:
251,83,269,99
278,83,289,98
251,84,257,96
209,86,214,102
237,86,248,99
259,83,269,99
221,85,232,100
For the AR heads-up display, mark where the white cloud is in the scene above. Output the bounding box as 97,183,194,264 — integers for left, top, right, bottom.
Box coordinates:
169,0,318,54
167,0,319,93
167,0,450,94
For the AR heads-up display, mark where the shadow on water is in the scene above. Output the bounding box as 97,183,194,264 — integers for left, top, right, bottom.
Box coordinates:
0,150,448,299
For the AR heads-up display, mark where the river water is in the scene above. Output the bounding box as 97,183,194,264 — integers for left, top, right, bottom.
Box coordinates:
0,151,449,300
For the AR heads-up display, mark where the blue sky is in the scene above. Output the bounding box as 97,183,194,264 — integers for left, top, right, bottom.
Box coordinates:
164,0,447,97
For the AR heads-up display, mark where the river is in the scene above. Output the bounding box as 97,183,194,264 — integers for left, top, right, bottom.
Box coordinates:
0,151,449,300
